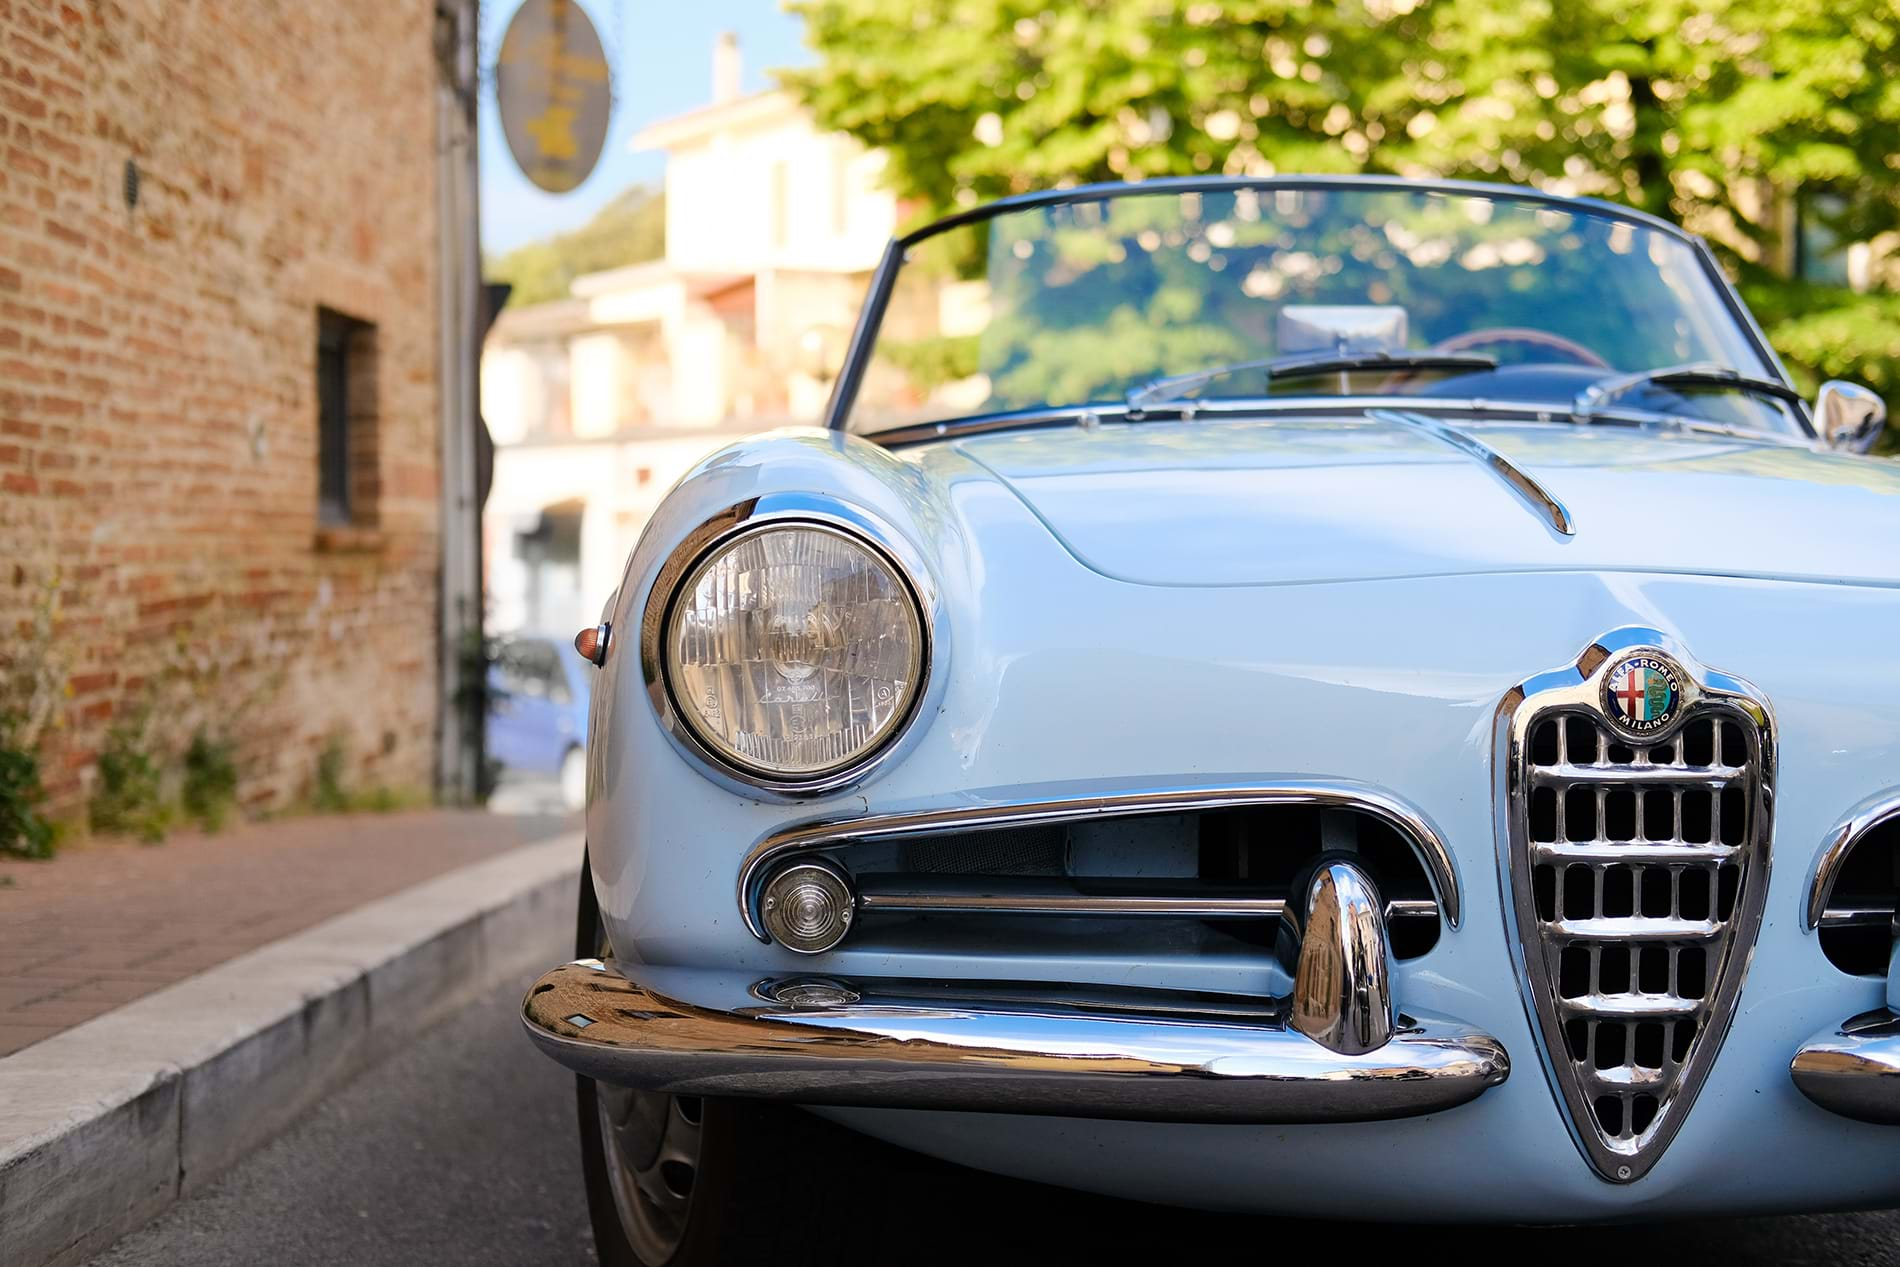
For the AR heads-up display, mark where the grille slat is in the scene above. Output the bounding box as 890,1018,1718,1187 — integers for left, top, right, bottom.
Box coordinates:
1557,993,1700,1018
1592,1064,1670,1088
1531,763,1746,787
1508,650,1771,1183
1533,840,1735,866
1547,916,1723,942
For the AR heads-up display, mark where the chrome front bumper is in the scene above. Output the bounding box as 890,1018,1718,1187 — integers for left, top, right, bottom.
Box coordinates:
521,959,1509,1124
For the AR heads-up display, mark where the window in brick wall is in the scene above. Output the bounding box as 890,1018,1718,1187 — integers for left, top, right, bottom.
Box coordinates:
316,308,380,527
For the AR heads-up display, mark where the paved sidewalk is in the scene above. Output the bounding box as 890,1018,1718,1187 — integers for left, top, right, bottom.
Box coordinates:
0,808,574,1057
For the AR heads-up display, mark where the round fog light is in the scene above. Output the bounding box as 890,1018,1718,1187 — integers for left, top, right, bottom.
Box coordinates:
760,861,856,954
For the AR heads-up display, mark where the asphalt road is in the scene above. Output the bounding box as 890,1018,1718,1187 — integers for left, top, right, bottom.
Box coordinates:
85,972,1900,1267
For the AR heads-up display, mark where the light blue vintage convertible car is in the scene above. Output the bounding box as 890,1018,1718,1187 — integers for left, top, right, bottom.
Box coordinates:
521,176,1899,1261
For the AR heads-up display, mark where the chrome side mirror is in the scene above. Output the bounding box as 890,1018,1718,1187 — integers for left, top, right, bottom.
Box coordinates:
1816,380,1887,453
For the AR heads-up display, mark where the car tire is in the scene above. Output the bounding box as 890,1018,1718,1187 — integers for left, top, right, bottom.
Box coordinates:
573,853,867,1267
559,745,586,812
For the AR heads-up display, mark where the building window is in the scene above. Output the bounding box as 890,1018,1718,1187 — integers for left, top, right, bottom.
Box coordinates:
316,308,378,527
515,501,584,633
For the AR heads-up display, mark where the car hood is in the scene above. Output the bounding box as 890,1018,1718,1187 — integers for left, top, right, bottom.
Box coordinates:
953,415,1900,587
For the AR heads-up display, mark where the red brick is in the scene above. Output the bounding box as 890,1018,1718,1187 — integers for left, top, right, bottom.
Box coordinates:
42,215,81,247
0,1,444,818
5,144,46,180
0,81,44,118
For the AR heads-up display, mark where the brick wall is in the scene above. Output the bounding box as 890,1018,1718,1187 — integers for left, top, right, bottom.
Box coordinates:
0,0,445,817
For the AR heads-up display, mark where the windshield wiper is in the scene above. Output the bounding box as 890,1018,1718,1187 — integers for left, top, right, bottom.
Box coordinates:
1572,362,1802,424
1125,350,1499,412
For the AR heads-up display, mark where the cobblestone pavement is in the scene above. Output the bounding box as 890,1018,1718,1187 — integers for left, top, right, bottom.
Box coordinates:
0,805,574,1057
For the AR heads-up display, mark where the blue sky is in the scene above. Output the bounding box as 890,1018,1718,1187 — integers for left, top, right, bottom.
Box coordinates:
479,1,813,253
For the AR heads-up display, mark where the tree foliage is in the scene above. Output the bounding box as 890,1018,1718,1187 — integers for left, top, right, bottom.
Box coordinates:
486,185,666,307
788,0,1900,418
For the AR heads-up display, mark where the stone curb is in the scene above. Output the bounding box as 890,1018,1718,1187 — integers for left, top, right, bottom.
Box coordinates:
0,829,586,1267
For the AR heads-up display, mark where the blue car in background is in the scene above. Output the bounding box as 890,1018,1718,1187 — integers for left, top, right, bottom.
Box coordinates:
487,632,590,809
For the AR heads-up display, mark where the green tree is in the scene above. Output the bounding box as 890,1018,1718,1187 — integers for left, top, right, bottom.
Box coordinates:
788,0,1900,417
485,185,666,307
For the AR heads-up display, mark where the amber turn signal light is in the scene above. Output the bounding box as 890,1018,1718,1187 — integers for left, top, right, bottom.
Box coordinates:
574,622,611,667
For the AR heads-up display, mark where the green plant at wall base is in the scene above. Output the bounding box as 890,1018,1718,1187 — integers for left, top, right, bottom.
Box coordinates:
353,785,428,813
91,723,174,844
182,732,239,833
0,571,67,858
313,737,350,814
308,735,425,815
0,739,55,859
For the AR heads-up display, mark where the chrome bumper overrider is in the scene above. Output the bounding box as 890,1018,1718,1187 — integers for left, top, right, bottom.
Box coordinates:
1792,1009,1900,1125
521,959,1509,1124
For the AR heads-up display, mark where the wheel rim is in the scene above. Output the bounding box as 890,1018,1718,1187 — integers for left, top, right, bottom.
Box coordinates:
593,928,702,1263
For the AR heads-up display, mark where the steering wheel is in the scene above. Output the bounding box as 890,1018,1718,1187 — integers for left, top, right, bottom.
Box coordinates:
1428,327,1609,367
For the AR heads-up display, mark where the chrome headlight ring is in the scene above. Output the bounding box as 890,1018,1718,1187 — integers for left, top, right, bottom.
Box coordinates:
638,494,942,799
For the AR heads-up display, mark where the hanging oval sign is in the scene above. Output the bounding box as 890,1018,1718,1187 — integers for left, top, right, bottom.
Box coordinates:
496,0,612,194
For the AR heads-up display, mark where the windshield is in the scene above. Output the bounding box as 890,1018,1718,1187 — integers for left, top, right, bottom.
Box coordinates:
841,183,1796,437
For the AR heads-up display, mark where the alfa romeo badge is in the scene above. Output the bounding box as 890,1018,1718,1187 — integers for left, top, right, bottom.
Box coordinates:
1604,653,1684,736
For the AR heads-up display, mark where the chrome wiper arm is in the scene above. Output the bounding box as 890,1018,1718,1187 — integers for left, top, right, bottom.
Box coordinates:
1572,362,1802,424
1126,357,1279,412
1125,350,1498,413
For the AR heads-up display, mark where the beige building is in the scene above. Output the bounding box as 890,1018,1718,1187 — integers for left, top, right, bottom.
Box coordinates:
482,35,899,637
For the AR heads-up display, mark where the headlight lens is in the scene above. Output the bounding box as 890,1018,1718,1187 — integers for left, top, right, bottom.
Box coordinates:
664,523,925,779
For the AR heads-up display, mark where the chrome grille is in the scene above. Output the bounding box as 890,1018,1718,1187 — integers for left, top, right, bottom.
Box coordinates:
739,784,1458,960
1503,636,1772,1183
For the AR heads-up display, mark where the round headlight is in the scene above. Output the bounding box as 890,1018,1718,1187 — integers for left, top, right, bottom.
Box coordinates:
664,522,925,781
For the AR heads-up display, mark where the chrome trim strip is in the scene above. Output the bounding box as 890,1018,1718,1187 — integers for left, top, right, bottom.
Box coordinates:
1495,627,1775,1183
861,395,1812,450
637,494,945,800
894,175,1707,252
522,958,1509,1124
1806,795,1900,931
1372,408,1574,535
1791,1009,1900,1125
1819,904,1898,930
736,780,1463,942
852,874,1439,924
